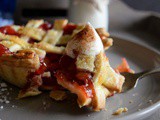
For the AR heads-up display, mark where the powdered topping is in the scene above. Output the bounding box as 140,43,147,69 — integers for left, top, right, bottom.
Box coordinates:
66,23,103,58
0,82,11,105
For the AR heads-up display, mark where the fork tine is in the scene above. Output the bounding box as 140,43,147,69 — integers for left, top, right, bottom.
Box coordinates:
121,72,144,92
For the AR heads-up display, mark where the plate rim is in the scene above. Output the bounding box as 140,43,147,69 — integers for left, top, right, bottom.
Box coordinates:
0,36,160,120
111,36,160,120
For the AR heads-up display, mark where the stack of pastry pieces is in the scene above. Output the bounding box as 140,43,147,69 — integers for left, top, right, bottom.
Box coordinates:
0,19,124,111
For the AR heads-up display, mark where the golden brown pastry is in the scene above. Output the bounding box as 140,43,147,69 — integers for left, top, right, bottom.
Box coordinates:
55,23,124,111
0,19,124,111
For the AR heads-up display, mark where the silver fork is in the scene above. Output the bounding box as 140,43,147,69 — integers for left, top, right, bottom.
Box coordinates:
121,67,160,92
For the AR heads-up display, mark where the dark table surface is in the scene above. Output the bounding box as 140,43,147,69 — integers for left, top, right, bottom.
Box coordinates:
123,0,160,13
109,0,160,50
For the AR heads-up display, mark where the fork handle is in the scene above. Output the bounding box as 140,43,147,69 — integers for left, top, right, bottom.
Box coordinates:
140,67,160,78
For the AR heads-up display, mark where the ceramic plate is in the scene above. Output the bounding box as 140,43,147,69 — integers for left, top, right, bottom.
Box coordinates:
0,37,160,120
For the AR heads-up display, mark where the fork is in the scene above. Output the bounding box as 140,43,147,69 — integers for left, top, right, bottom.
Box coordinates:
121,67,160,92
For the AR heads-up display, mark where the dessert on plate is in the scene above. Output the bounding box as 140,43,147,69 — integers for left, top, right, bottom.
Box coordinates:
0,19,125,111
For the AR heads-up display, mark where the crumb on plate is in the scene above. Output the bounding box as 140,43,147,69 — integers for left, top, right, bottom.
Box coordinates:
113,107,128,115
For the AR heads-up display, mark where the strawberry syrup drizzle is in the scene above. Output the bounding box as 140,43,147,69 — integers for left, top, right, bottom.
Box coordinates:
0,26,20,36
63,24,77,35
42,53,64,90
0,44,13,56
25,53,94,98
56,55,94,98
39,22,53,31
25,53,63,91
28,38,39,44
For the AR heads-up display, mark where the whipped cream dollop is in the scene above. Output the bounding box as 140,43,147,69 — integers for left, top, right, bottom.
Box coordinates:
66,23,103,58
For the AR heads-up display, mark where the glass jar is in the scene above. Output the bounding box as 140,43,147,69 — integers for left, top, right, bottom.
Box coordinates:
68,0,109,30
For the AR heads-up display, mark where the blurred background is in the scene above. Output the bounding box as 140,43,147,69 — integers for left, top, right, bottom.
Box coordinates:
0,0,159,119
0,0,15,26
0,0,160,26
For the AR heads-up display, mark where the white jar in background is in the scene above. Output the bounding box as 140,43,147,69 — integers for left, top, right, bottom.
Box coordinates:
68,0,109,31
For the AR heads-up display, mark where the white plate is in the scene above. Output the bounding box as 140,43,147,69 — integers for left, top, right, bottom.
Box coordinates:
0,37,160,120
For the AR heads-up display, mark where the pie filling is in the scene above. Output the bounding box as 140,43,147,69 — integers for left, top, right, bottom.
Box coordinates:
39,21,53,31
26,53,94,98
0,26,20,36
55,55,94,98
0,44,13,56
0,28,93,98
63,24,77,35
